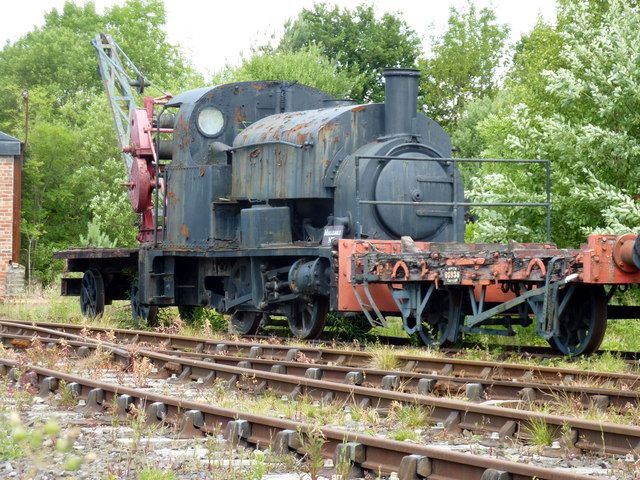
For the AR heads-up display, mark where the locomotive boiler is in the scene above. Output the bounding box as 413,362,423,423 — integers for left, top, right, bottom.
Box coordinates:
57,34,640,356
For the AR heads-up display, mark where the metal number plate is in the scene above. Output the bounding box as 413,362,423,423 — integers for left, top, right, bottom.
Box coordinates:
442,266,462,285
322,225,344,247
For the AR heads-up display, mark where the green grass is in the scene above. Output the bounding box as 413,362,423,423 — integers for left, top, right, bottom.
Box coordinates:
602,319,640,351
368,345,400,370
0,418,24,461
0,288,229,337
389,428,421,442
138,468,176,480
392,403,432,429
524,418,553,447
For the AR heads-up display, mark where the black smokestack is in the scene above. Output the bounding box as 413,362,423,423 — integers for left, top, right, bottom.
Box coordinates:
383,68,420,136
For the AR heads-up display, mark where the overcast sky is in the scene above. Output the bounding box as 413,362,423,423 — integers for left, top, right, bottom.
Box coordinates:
1,0,556,76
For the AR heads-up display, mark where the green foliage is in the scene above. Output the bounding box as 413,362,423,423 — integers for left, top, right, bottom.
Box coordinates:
419,3,508,130
525,418,553,447
278,3,421,101
326,313,373,341
78,217,117,248
213,45,356,98
463,0,640,246
181,307,228,333
0,418,24,461
451,91,508,158
0,0,201,284
137,468,176,480
389,428,420,442
301,425,325,480
0,414,81,469
0,1,200,105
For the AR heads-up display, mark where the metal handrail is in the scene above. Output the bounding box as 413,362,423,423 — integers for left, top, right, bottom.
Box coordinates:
354,155,552,242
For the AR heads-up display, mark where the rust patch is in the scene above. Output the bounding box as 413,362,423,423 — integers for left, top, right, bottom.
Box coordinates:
351,105,366,112
199,165,206,177
166,191,178,206
297,133,307,145
286,122,311,134
253,82,267,91
234,106,245,123
180,223,190,240
10,339,31,349
249,148,261,158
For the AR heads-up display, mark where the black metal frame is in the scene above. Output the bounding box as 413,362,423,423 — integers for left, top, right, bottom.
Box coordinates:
354,156,552,242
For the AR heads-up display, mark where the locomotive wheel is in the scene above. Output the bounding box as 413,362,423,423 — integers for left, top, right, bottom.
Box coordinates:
80,269,105,319
178,305,197,324
417,288,463,348
130,284,158,327
229,311,263,335
548,285,607,356
287,297,329,340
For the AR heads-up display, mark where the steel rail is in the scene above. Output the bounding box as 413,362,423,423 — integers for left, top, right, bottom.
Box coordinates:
4,320,638,389
0,359,590,480
2,320,639,455
3,331,637,411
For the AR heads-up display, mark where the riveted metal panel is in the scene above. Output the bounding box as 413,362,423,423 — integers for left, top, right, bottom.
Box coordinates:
231,104,384,200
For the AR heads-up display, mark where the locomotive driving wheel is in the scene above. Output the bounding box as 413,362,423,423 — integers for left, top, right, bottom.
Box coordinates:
80,269,105,319
287,296,329,339
229,310,264,335
417,288,464,348
130,284,158,327
548,285,607,356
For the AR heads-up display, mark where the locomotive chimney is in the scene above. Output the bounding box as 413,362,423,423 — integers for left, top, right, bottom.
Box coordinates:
383,68,420,136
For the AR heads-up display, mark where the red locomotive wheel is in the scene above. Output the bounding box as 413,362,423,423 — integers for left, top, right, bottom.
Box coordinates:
548,285,607,356
230,311,264,335
287,297,328,340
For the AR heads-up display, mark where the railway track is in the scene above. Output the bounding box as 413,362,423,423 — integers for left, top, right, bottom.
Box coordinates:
2,331,638,411
5,320,637,389
263,325,640,362
2,320,640,456
11,319,640,363
0,357,600,480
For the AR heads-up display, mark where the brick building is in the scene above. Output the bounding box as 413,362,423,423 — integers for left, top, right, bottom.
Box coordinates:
0,132,24,298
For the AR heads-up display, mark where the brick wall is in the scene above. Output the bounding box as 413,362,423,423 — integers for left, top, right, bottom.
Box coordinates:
0,155,14,297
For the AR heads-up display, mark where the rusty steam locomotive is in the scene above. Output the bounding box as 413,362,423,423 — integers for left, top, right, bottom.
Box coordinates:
57,34,640,356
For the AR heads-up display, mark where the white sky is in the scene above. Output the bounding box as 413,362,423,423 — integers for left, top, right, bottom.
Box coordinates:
0,0,556,76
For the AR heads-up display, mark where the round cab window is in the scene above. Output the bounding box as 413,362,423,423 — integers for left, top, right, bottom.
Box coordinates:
197,107,225,137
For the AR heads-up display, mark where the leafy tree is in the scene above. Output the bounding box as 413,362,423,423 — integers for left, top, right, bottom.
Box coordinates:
0,1,200,106
419,3,509,130
213,45,357,98
451,91,508,158
0,0,201,283
78,217,117,248
466,0,640,247
278,3,421,101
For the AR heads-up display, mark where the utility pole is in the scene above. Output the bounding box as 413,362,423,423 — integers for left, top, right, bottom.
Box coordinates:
22,89,29,148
